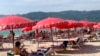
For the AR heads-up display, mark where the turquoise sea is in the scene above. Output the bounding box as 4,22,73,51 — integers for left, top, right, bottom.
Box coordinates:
0,29,22,38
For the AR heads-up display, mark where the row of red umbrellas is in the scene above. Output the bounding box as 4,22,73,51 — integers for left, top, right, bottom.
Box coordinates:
0,15,97,32
0,15,99,33
22,17,99,32
0,15,99,50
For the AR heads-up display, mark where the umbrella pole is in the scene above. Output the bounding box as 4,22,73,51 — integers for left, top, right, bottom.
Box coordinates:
37,38,39,49
35,29,39,49
51,29,55,56
12,30,14,52
68,29,70,38
10,25,15,52
18,29,21,38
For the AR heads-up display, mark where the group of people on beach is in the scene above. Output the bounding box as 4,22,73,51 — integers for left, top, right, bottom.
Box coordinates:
9,30,69,56
0,27,99,56
7,30,29,56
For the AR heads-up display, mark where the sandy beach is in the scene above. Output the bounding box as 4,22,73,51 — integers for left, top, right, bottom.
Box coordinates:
0,0,100,56
0,39,100,56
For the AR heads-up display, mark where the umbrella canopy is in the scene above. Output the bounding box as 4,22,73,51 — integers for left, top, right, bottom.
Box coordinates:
97,22,100,26
0,15,36,30
93,25,100,29
0,15,37,50
80,20,95,27
66,20,82,28
94,22,100,29
22,26,32,32
34,17,68,29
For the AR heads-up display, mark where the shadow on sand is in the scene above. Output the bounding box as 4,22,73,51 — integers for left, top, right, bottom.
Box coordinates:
56,44,100,55
91,40,100,42
0,48,12,52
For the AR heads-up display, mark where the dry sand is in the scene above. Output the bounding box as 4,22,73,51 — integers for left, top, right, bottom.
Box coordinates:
0,40,100,56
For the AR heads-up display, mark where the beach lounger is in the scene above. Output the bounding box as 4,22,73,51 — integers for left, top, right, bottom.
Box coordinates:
30,47,53,56
37,47,53,56
72,38,81,48
95,32,100,39
31,39,37,43
51,41,68,50
44,47,54,56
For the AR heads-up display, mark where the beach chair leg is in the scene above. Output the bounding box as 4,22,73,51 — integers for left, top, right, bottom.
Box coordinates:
77,44,81,49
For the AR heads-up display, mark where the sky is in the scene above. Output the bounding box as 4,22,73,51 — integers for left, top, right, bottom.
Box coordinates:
0,0,100,15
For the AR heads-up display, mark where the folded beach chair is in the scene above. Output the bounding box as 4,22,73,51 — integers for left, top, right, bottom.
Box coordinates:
30,47,53,56
95,32,100,39
72,38,81,48
44,47,54,56
37,47,53,56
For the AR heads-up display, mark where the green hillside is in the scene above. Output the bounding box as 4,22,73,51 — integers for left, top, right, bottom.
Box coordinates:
0,10,100,22
22,10,100,22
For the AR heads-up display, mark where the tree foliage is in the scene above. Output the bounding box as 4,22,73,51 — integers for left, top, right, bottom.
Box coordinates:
0,10,100,22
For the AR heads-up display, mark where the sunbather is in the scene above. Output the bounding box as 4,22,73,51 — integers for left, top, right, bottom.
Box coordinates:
51,41,68,50
14,41,28,56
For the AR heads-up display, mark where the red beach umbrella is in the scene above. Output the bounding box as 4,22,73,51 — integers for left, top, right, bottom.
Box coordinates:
97,22,100,26
33,17,68,49
34,17,67,29
66,20,82,28
0,15,36,30
0,15,36,50
80,20,95,27
93,25,100,29
22,26,32,32
94,22,100,29
32,26,39,30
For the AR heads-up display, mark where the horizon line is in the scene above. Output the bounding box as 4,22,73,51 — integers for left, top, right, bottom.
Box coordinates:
1,10,100,15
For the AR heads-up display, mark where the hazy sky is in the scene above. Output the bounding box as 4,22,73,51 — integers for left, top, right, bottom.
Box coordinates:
0,0,100,15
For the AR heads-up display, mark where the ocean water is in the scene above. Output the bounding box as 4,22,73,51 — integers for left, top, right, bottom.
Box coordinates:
0,29,22,38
